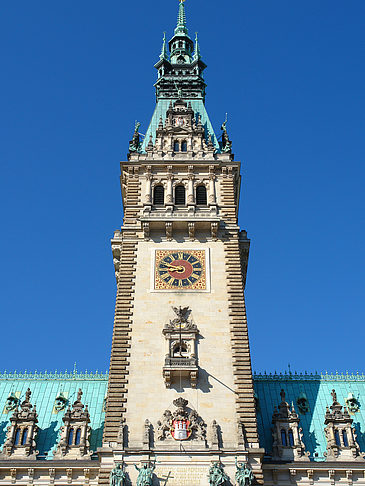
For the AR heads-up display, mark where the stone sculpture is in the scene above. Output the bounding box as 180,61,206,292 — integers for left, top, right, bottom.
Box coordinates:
235,458,254,486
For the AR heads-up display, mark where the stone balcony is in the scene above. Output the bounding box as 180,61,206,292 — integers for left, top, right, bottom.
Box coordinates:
163,356,199,389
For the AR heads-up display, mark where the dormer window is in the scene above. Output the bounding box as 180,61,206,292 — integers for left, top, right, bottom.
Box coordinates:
174,141,179,152
181,141,187,152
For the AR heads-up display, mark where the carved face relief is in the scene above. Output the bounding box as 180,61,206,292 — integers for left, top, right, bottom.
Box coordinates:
154,250,207,290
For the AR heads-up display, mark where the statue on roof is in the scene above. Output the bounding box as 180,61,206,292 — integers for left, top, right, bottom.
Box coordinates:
109,463,127,486
174,81,183,99
221,114,232,153
331,389,339,404
129,121,142,153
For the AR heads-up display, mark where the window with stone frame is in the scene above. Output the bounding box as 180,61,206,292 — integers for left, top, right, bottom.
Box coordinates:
153,185,164,205
175,185,186,205
196,185,207,205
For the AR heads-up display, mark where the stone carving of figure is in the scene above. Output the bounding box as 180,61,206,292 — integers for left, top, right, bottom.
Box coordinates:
235,458,254,486
109,464,126,486
208,462,229,486
134,461,155,486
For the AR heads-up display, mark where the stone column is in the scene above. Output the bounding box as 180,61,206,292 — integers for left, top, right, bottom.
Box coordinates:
166,166,173,206
187,166,194,205
209,166,216,204
145,166,152,204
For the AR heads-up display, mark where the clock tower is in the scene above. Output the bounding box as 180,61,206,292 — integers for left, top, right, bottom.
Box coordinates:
98,1,264,484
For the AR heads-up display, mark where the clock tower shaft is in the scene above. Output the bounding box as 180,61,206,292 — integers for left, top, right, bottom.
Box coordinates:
98,2,264,485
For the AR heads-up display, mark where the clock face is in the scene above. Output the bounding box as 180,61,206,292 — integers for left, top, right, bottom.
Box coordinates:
154,250,207,291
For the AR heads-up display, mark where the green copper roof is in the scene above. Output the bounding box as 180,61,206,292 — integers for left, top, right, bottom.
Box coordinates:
254,372,365,461
0,372,108,459
141,99,219,152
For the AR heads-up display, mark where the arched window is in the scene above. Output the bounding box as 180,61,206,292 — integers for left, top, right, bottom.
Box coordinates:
174,141,179,152
334,430,341,446
68,428,74,446
342,430,349,447
175,185,185,205
173,342,187,357
179,41,183,48
288,429,294,446
281,429,287,446
153,185,164,205
181,141,187,152
75,428,82,445
14,428,21,446
21,428,28,446
196,185,207,205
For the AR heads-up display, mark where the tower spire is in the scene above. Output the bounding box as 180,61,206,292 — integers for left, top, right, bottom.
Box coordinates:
175,0,188,35
159,32,168,61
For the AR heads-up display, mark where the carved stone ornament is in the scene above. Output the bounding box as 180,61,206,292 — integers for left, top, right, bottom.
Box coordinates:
162,306,199,388
53,388,92,460
4,392,19,412
0,388,39,460
156,397,206,442
271,389,310,461
324,389,365,461
346,392,360,413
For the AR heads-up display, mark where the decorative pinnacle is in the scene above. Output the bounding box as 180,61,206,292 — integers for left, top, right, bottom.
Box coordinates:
193,32,201,61
159,32,168,61
175,0,188,35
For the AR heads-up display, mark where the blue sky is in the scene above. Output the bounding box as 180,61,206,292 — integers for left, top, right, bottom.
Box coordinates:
0,0,364,374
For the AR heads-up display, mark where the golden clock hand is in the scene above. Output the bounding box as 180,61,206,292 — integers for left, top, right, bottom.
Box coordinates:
161,263,185,272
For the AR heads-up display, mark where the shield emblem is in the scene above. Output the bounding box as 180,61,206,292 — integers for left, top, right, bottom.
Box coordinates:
171,419,192,440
